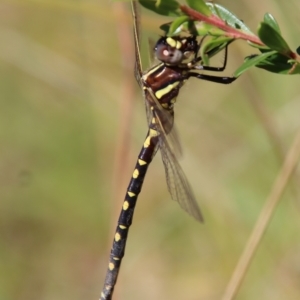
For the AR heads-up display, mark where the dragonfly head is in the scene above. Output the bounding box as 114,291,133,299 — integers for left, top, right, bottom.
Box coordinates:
154,36,198,65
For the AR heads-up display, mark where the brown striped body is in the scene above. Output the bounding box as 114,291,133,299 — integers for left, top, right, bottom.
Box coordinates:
100,17,237,298
101,127,159,300
100,38,195,300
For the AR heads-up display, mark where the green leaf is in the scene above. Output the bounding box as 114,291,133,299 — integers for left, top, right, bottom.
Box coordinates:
233,51,277,77
258,22,292,56
194,22,215,36
188,22,225,37
263,13,281,34
235,50,300,75
168,16,190,35
206,3,253,34
186,0,211,16
159,22,172,34
139,0,180,16
200,37,233,65
247,41,270,50
254,52,300,74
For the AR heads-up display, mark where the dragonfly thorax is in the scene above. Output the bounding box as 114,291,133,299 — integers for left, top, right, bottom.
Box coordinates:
142,63,186,110
154,36,198,66
141,36,199,111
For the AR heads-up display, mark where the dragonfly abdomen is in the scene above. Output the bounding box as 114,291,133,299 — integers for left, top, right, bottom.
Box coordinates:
100,128,159,300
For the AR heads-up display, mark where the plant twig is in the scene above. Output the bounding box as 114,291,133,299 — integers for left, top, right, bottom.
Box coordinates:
221,129,300,300
180,5,264,46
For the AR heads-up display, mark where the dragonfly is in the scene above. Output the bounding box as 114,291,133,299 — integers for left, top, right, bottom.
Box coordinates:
100,1,237,299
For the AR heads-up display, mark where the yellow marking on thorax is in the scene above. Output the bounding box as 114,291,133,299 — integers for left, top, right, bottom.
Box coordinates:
113,257,120,261
138,159,147,165
123,201,129,210
119,225,127,229
155,81,180,99
101,292,105,298
142,63,163,80
109,262,115,270
115,232,121,242
132,169,139,178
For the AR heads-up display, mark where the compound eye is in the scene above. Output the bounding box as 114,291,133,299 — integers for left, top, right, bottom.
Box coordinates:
154,37,184,65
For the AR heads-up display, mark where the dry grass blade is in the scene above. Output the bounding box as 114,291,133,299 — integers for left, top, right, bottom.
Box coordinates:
111,1,136,208
222,129,300,300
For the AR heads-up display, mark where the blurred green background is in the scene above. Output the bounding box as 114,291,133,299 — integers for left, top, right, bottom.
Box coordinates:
1,1,300,299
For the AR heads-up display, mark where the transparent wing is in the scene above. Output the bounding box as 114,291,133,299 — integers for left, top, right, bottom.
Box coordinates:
145,89,183,157
132,0,182,156
159,129,203,222
144,93,201,221
131,0,143,86
131,2,202,221
155,111,183,158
